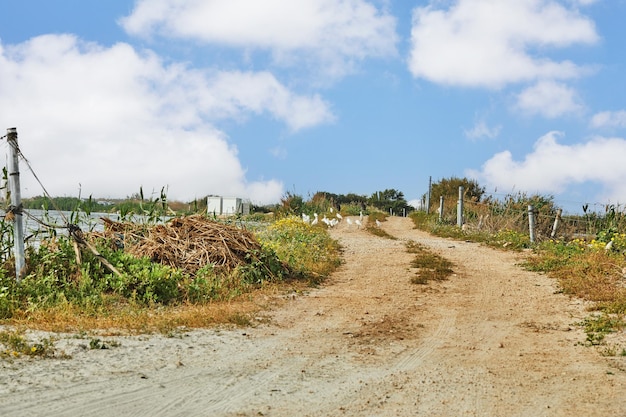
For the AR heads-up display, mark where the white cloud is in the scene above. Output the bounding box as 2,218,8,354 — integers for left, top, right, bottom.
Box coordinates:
515,81,584,118
408,0,598,88
590,110,626,129
0,35,333,203
120,0,398,79
209,71,335,131
468,131,626,203
464,120,502,140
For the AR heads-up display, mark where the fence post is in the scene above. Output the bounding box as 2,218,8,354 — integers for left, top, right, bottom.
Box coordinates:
426,176,431,214
6,128,26,282
528,205,536,243
457,186,464,227
550,208,562,239
438,196,444,222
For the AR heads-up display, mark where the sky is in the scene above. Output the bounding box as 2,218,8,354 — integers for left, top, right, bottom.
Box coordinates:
1,0,626,214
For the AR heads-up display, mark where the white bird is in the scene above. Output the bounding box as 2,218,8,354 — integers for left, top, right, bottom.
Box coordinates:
330,207,334,213
346,218,353,227
311,213,318,226
336,212,343,220
302,213,310,224
375,219,381,227
355,219,362,229
330,218,338,227
605,240,614,251
322,215,330,226
359,210,363,222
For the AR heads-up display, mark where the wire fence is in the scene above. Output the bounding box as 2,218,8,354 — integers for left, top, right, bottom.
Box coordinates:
429,191,626,242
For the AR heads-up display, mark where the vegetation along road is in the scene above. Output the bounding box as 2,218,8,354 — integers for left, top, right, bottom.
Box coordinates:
1,216,625,416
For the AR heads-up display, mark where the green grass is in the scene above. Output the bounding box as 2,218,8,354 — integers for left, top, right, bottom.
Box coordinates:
406,241,455,285
0,214,342,334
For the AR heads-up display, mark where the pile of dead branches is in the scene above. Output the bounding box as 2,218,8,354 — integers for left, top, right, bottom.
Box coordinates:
95,214,264,276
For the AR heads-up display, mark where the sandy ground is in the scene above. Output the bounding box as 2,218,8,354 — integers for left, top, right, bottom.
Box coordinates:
1,216,626,416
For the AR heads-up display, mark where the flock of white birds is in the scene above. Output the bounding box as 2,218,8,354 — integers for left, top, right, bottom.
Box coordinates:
301,207,371,229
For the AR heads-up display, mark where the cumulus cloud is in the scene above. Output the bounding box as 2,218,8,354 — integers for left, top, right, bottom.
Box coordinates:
208,71,335,131
515,81,584,118
408,0,598,88
0,35,333,203
468,131,626,203
120,0,398,79
590,110,626,129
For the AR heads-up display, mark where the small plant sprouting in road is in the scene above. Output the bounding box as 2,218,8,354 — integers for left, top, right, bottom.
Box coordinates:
577,314,626,347
88,338,121,350
406,241,455,285
0,329,65,359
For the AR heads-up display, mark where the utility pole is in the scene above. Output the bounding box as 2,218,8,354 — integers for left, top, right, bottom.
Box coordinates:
7,128,25,281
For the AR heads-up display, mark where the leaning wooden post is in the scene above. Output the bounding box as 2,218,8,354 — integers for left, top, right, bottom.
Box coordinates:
457,186,464,227
550,208,563,239
528,205,536,243
7,128,26,281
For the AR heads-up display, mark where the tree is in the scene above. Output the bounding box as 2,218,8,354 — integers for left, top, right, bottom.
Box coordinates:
368,189,412,215
426,177,485,211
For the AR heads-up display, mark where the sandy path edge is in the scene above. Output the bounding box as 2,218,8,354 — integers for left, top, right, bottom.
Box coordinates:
1,216,625,416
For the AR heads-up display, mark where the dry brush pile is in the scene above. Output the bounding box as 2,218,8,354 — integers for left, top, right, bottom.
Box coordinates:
97,214,272,276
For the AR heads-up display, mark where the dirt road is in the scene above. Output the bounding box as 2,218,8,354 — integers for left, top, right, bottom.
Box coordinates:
1,216,626,416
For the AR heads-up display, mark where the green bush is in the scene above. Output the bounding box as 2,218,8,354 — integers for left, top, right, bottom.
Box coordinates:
256,216,341,278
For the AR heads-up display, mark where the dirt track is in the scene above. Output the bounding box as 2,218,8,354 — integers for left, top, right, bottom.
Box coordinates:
1,216,626,416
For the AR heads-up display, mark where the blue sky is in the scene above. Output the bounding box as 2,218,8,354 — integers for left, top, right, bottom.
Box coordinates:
1,0,625,213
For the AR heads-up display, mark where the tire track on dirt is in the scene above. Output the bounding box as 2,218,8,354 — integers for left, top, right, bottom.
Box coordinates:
389,310,456,373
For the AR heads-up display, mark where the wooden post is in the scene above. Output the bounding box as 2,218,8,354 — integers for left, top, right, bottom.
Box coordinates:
457,186,464,227
528,205,536,243
426,176,431,214
6,128,26,281
438,196,444,222
550,209,562,239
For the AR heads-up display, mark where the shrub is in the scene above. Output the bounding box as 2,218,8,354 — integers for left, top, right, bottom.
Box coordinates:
256,216,341,279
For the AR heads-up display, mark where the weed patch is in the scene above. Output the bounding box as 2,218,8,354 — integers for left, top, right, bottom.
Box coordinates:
0,329,66,359
406,241,455,285
577,314,626,346
365,213,396,240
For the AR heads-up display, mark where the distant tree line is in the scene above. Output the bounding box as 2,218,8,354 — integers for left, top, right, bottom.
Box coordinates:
21,196,114,213
20,187,416,217
269,188,414,216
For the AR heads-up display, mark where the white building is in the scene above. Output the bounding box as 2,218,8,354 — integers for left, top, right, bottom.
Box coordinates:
207,196,250,215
